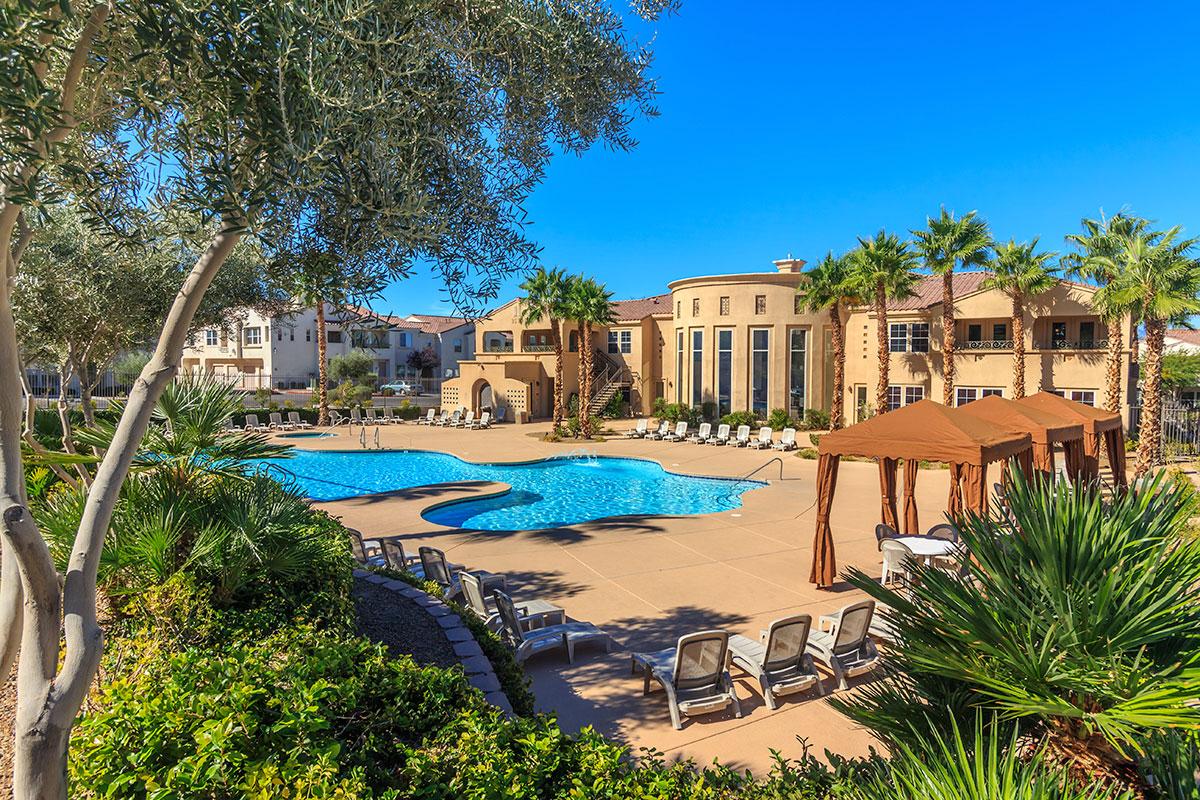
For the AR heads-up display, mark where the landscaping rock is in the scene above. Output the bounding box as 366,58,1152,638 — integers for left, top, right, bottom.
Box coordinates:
468,672,501,693
351,579,457,669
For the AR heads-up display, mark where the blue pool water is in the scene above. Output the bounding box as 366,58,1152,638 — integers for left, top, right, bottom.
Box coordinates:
250,450,765,530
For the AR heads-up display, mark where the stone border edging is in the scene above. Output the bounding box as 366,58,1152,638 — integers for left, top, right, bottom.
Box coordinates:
353,569,514,716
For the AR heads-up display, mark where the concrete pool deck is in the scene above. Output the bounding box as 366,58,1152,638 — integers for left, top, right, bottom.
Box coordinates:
302,420,958,772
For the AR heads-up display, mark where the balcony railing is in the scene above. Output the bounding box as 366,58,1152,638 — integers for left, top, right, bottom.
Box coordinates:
522,343,555,353
962,339,1013,351
483,343,514,353
1040,340,1105,351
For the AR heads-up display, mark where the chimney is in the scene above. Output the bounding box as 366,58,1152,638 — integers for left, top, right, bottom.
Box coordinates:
773,256,806,273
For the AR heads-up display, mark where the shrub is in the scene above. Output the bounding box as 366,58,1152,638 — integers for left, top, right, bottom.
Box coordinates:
839,469,1200,783
721,410,758,429
71,626,484,798
333,378,372,406
395,399,423,420
802,407,831,431
252,386,272,406
381,386,396,396
700,401,718,421
653,401,698,425
809,433,822,447
767,408,796,431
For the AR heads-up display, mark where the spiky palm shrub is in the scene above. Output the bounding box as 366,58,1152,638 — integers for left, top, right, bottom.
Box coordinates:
838,469,1200,786
853,718,1131,800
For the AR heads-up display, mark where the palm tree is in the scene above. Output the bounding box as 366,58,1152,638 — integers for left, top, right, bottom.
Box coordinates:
1063,212,1151,413
565,276,615,438
912,208,992,406
796,252,860,429
982,240,1058,399
850,231,919,414
1102,227,1200,476
518,267,570,431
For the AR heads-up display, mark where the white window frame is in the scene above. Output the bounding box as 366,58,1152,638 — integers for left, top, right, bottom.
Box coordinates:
204,330,218,347
887,384,924,411
244,327,262,346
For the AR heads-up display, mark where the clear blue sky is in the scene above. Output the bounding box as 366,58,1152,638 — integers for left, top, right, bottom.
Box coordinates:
382,0,1200,317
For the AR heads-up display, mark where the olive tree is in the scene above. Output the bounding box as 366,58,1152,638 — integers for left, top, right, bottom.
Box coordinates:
0,1,673,796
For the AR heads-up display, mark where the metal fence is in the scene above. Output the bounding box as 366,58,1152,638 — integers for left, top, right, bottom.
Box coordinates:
1129,401,1200,458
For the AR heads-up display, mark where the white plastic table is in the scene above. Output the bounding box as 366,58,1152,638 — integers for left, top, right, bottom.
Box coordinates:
894,536,958,559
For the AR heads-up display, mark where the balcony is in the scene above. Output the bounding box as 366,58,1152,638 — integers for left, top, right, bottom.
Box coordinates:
522,343,555,353
1038,340,1105,351
961,339,1013,351
483,343,514,353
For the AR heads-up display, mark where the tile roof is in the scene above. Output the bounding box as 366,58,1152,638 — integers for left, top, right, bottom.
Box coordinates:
331,306,470,335
402,314,471,334
1166,329,1200,346
611,293,672,321
886,272,991,311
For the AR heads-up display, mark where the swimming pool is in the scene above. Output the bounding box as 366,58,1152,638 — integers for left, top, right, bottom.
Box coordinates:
250,450,765,530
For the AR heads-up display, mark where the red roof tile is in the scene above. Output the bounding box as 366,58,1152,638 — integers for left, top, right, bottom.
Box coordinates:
1166,329,1200,346
886,272,991,311
611,293,672,321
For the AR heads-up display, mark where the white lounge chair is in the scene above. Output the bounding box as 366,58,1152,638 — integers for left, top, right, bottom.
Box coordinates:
459,571,562,632
707,423,731,445
471,411,491,429
287,411,312,429
806,600,882,692
418,546,499,601
624,419,649,438
377,407,398,424
417,408,437,425
243,414,269,433
454,410,475,428
731,424,752,447
729,614,822,710
632,630,742,730
663,421,688,442
748,426,773,449
436,410,460,427
329,409,347,426
267,412,294,431
772,428,797,451
349,407,364,426
494,590,612,664
686,422,712,444
365,408,383,425
646,421,671,440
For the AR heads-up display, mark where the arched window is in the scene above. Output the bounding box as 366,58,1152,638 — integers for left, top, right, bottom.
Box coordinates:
568,330,579,352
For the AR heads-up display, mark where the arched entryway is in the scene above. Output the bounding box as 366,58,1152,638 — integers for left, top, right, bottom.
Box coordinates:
472,378,495,413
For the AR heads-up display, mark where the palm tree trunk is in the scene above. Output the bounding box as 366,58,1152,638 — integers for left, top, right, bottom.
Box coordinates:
1135,317,1165,477
551,319,564,431
581,323,593,437
1103,321,1124,414
875,280,890,414
941,270,956,406
1011,294,1026,399
315,301,330,426
829,305,845,429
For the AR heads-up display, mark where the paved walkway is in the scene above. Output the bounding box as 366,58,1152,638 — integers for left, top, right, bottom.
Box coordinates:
309,420,958,772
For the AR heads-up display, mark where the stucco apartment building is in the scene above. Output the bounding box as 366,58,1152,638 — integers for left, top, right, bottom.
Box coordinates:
445,258,1136,425
181,305,475,390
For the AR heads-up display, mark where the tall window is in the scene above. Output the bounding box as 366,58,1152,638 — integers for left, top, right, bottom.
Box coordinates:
608,330,631,354
244,327,262,346
675,330,684,403
719,296,730,316
717,329,732,416
608,331,619,354
676,301,681,319
691,329,703,406
889,323,929,353
889,323,907,353
751,328,769,414
205,330,218,347
305,329,311,342
909,323,929,352
967,324,982,343
793,294,803,314
992,323,1008,342
789,328,807,418
327,330,343,344
1079,321,1095,346
754,295,766,315
692,298,700,317
1052,321,1068,347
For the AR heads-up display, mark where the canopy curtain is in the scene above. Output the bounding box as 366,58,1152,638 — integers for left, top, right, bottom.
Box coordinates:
879,457,900,531
1104,427,1128,489
1082,431,1103,481
1063,438,1086,482
902,458,919,534
810,453,841,588
948,461,964,518
962,462,989,516
1032,441,1056,478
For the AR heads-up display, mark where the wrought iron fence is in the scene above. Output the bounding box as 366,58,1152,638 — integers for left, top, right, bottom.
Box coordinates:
1129,400,1200,458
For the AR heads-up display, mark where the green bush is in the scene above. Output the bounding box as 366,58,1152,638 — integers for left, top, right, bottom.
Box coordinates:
395,399,424,420
840,469,1200,783
71,625,484,798
767,408,797,431
652,400,700,425
252,386,272,405
721,410,758,429
802,407,831,431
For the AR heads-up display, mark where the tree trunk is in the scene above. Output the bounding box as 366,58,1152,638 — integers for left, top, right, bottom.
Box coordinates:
581,323,593,438
1130,327,1139,368
315,301,329,426
875,281,890,414
829,305,845,430
1011,294,1026,399
2,222,243,800
941,270,956,406
551,318,564,431
1104,322,1125,414
1135,318,1166,477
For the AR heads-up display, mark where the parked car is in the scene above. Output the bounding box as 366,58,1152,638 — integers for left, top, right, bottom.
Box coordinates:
380,381,422,396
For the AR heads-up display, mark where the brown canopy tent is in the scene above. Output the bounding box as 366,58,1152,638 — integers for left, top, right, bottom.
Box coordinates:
956,394,1086,481
810,400,1032,588
1013,392,1127,489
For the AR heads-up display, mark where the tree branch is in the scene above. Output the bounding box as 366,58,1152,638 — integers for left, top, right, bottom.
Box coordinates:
43,4,112,147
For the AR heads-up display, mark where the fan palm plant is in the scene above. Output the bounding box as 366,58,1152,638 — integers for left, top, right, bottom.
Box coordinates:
797,252,860,429
1100,227,1200,475
983,239,1059,398
1063,213,1151,413
912,208,993,405
839,469,1200,783
518,267,570,432
849,231,920,414
566,276,615,438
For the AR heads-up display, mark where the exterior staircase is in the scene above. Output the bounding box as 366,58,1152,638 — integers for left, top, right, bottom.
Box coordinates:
587,348,632,416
